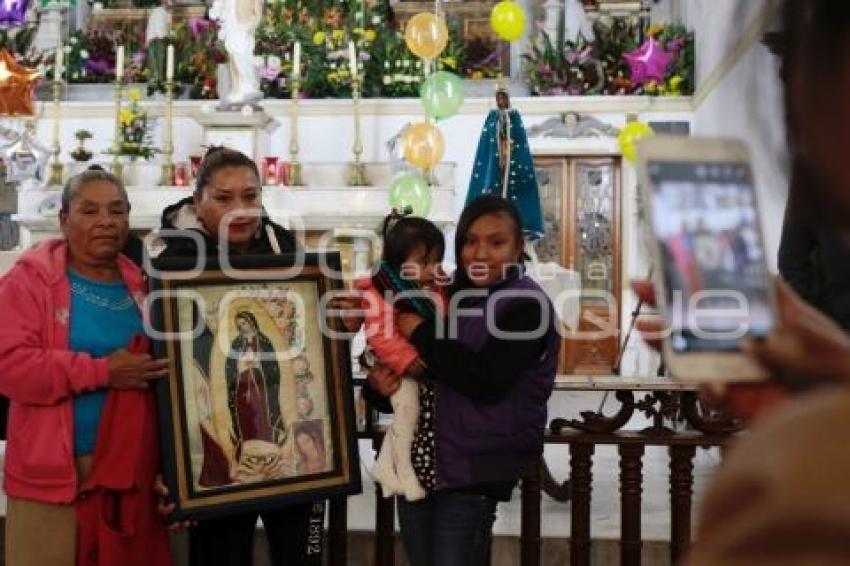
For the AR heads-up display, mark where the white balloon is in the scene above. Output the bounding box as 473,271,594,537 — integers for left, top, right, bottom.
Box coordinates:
5,129,50,186
385,123,415,175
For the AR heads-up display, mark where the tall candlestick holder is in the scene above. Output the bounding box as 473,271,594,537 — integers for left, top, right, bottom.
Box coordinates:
348,75,370,186
159,79,175,185
288,77,304,186
111,79,125,180
47,78,64,186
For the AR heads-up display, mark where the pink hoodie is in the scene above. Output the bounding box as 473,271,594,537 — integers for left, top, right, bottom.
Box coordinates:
0,239,146,503
354,277,446,376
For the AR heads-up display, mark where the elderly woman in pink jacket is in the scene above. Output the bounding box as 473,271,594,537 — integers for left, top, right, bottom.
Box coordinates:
0,168,171,566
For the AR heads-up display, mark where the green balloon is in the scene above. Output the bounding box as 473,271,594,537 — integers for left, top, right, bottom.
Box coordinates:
420,71,465,120
389,173,433,217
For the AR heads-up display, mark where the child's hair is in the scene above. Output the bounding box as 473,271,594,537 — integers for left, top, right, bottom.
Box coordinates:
195,146,260,194
380,210,445,270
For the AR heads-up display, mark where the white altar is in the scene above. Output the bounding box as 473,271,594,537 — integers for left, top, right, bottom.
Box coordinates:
11,95,695,377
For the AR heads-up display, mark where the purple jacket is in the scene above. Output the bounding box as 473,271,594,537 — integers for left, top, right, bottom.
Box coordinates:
433,275,559,490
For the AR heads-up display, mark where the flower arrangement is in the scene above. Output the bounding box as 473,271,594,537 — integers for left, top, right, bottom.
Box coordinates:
71,129,94,162
60,27,145,83
114,88,158,161
172,17,227,99
524,18,695,97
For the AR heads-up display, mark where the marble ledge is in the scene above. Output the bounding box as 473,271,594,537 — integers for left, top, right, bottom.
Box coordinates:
38,95,696,120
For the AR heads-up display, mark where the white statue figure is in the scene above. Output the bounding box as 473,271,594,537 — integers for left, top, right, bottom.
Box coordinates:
209,0,263,106
146,0,173,91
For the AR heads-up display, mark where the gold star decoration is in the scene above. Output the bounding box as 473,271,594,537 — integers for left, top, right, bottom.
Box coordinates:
0,49,40,116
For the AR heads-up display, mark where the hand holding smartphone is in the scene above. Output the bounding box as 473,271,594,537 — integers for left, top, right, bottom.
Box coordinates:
637,136,776,383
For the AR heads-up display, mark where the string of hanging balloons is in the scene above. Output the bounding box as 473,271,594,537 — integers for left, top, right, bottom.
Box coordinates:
388,0,528,217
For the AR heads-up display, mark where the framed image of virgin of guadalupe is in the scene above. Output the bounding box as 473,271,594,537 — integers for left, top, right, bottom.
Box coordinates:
148,252,361,521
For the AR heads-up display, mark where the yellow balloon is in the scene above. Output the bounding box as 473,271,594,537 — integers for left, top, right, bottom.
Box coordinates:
491,1,527,42
404,12,449,61
402,122,445,169
617,121,654,163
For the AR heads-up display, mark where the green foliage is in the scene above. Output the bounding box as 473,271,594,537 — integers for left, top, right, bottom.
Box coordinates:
524,17,695,97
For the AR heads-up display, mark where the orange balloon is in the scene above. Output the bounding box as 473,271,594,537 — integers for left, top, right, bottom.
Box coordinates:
404,12,449,61
402,122,445,169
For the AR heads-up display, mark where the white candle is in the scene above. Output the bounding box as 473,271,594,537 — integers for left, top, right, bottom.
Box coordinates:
348,41,357,79
293,41,301,78
116,45,124,81
166,44,174,81
55,45,63,81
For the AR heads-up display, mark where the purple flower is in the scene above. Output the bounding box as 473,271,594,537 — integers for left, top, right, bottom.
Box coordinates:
132,51,146,67
188,17,211,40
478,43,510,67
565,47,593,65
85,58,112,75
667,38,686,53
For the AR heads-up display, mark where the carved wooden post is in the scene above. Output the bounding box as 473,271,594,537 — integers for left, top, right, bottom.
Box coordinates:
570,442,595,566
669,445,696,564
328,498,347,566
619,444,645,566
520,457,543,566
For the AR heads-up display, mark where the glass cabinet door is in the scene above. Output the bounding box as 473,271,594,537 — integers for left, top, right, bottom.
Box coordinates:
532,155,622,375
533,159,567,264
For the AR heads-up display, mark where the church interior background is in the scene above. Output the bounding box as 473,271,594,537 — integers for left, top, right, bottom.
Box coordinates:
0,0,791,564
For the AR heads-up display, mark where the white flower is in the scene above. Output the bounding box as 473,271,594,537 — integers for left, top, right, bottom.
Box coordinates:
69,36,78,45
372,15,381,25
268,55,282,71
72,72,79,80
384,61,390,69
63,45,72,53
79,49,89,59
383,76,391,85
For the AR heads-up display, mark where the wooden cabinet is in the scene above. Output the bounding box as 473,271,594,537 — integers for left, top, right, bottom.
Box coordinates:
533,156,622,374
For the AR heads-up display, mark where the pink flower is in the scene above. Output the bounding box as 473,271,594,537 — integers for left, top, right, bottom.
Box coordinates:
261,65,279,81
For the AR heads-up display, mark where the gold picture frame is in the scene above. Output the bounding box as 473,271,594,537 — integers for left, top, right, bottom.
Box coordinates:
149,253,360,520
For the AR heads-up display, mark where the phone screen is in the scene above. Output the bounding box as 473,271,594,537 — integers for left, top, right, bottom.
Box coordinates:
647,161,774,353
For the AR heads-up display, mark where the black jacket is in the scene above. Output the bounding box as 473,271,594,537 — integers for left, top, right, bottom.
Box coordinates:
157,197,299,259
778,167,850,330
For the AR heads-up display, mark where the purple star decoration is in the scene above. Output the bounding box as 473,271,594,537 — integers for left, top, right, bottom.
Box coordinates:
0,0,30,27
623,37,676,88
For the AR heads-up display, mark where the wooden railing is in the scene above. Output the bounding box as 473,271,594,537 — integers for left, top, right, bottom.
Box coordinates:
326,377,738,566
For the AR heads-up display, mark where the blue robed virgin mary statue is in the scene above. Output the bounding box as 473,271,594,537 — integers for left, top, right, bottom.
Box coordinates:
466,87,544,239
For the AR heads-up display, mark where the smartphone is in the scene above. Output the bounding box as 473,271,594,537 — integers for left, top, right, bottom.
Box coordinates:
637,136,775,383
